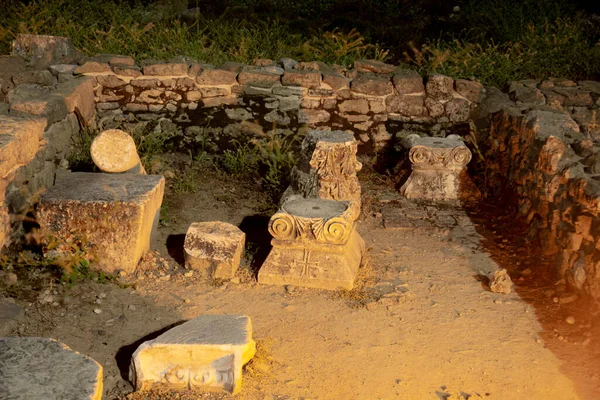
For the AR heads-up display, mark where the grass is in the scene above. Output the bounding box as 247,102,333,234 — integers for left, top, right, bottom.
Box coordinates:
4,0,598,86
407,18,600,87
1,0,388,67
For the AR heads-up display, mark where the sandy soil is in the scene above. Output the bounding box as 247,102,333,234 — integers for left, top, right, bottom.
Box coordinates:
2,168,599,400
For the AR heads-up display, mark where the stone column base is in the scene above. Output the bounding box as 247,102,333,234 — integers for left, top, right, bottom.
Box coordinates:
400,168,480,201
258,228,365,290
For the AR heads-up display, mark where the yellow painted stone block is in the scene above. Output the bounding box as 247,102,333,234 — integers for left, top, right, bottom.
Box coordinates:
130,315,256,394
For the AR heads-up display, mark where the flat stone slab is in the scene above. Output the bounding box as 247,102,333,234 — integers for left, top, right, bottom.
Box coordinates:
0,337,103,400
282,197,348,219
184,222,246,280
0,298,24,336
37,172,165,273
130,315,256,394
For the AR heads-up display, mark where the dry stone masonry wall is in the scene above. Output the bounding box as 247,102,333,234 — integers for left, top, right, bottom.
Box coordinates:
72,57,483,152
483,78,600,301
0,54,95,248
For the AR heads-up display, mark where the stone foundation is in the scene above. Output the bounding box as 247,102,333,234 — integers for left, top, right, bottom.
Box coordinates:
71,59,483,153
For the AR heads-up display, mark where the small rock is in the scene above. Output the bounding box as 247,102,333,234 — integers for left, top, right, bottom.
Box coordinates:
93,308,102,314
183,271,194,278
489,269,513,294
98,293,106,299
582,338,591,347
184,299,191,304
565,316,575,324
94,299,102,304
559,293,578,304
128,305,136,311
230,277,240,284
4,272,18,286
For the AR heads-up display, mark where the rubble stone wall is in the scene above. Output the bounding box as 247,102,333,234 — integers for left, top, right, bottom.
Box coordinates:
0,58,95,248
71,57,483,152
483,78,600,301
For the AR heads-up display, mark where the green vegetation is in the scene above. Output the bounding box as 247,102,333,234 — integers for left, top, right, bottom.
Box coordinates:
2,0,599,86
221,128,300,202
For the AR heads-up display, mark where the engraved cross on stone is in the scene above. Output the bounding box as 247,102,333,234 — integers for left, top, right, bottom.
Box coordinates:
292,249,321,277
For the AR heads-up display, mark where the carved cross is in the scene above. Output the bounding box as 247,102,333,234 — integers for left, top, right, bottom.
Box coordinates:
292,249,321,277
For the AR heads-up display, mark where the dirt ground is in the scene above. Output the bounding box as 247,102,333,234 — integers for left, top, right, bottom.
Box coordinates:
2,166,599,400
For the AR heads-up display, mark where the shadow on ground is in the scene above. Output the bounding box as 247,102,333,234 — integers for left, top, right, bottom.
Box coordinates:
115,320,188,381
239,215,272,277
465,198,600,399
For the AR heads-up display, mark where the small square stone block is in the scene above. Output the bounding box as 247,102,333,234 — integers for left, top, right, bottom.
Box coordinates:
0,337,103,400
37,172,165,273
184,221,245,280
130,315,256,394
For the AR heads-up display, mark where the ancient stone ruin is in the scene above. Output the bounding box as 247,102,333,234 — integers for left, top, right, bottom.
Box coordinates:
0,337,103,400
259,196,365,290
400,134,480,201
1,32,600,397
130,315,255,394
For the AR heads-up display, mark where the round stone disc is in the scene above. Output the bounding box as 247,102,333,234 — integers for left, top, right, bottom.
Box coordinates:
282,197,347,219
90,129,140,173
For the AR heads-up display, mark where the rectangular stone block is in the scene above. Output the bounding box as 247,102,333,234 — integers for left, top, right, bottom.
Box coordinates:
0,115,46,179
37,172,165,273
130,315,256,394
184,221,245,280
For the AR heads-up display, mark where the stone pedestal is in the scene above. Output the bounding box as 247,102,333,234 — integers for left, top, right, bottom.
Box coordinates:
130,315,255,395
258,196,365,290
90,129,146,174
37,172,164,273
184,221,246,280
399,134,480,201
0,337,103,400
284,130,362,215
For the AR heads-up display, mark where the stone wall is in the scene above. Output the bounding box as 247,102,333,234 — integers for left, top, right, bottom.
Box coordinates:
0,55,95,249
483,78,600,301
70,56,483,153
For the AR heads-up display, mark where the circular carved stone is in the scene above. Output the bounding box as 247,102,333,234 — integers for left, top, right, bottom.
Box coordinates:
308,130,355,144
90,129,141,173
282,197,348,219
